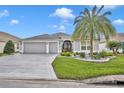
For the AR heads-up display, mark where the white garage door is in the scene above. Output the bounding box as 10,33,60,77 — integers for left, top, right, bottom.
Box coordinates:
24,42,46,54
49,42,58,54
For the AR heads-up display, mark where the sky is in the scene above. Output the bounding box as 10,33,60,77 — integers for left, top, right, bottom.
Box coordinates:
0,5,124,38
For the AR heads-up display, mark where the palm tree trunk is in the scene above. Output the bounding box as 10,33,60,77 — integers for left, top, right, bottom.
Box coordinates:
112,48,116,54
90,32,93,58
116,47,119,54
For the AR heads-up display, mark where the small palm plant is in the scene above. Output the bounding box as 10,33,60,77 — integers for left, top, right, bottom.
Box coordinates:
108,40,121,54
72,5,116,58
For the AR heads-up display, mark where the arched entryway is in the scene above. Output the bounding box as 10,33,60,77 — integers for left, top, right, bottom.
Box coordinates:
62,40,72,52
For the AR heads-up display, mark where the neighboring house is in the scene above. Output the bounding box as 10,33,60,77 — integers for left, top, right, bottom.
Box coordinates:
111,33,124,52
21,32,81,54
0,32,20,53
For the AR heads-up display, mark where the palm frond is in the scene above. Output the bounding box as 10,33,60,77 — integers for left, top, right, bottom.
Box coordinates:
84,8,91,18
73,16,83,25
102,11,111,16
92,5,97,15
96,5,104,15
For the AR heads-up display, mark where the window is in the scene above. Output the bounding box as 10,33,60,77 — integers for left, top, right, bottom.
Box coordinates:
81,46,90,50
81,46,86,50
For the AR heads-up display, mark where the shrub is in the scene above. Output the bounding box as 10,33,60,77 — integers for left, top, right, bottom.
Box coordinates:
3,40,15,54
60,52,72,56
80,52,85,58
108,41,121,54
93,52,98,55
99,50,107,58
73,53,76,56
123,51,124,54
75,52,80,55
93,53,101,59
93,51,113,59
106,52,113,56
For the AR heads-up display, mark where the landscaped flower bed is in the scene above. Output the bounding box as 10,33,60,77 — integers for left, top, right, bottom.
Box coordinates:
60,51,116,62
74,56,116,63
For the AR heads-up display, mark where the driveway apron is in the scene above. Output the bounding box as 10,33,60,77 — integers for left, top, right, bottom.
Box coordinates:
0,54,57,80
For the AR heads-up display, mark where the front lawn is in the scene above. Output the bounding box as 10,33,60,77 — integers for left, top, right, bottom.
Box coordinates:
0,53,9,57
0,53,5,57
52,55,124,80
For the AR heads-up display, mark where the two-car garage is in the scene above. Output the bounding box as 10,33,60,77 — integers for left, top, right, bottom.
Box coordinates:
23,42,59,54
21,32,73,54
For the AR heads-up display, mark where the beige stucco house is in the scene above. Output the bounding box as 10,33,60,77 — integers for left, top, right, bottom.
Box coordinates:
21,32,124,54
0,32,20,53
81,33,124,53
21,32,81,54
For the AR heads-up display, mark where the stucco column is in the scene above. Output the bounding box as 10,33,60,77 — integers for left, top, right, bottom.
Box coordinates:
46,42,49,54
21,41,24,54
58,41,60,53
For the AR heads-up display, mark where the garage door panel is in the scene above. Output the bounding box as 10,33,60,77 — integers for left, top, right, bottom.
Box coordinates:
24,42,46,54
49,42,58,54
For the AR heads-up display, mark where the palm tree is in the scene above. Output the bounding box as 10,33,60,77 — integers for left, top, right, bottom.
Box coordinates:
72,5,116,58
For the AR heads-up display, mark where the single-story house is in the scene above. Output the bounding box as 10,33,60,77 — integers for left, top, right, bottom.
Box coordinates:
111,33,124,52
21,32,124,54
21,32,81,54
0,32,20,53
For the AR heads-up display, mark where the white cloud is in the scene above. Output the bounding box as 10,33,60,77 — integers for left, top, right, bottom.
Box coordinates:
113,19,124,25
49,24,66,32
59,30,66,33
52,25,58,28
59,25,66,30
0,10,9,17
50,7,75,19
10,19,19,25
48,24,58,28
59,25,66,32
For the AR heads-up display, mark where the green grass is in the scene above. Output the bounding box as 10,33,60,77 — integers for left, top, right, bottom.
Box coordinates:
52,55,124,80
0,53,9,57
0,53,5,56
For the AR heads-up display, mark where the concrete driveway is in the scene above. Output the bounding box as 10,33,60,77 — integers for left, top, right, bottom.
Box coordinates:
0,54,57,80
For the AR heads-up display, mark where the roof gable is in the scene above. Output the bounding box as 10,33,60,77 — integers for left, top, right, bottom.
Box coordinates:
0,31,20,42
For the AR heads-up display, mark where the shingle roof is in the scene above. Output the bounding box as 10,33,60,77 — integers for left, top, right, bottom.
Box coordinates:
0,31,20,42
52,32,70,37
23,32,71,40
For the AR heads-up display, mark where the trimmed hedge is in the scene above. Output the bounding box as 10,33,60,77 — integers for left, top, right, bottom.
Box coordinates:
106,52,113,56
93,51,113,59
80,52,85,58
60,52,72,56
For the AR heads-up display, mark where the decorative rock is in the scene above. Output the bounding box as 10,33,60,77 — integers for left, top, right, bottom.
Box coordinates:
72,56,116,63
